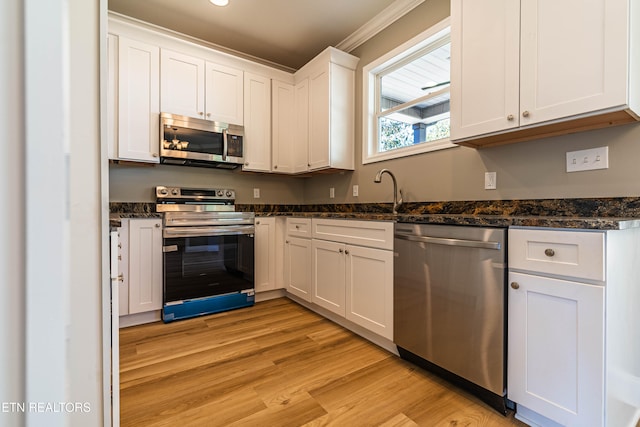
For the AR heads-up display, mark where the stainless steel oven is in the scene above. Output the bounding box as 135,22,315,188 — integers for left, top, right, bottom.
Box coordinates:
156,186,255,322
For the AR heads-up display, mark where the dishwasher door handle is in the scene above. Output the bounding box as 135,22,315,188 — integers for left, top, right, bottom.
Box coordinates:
395,233,501,250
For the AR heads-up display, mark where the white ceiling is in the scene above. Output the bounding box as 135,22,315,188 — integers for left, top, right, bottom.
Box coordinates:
108,0,424,70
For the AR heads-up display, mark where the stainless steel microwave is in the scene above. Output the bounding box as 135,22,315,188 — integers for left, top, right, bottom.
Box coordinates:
160,113,244,169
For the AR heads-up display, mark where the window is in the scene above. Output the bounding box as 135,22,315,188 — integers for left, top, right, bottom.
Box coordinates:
363,18,455,164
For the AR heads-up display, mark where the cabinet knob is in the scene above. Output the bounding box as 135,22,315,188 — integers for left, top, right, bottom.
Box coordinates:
285,240,289,244
510,282,520,290
152,153,159,157
295,225,300,229
345,249,349,255
544,248,555,257
256,220,260,225
117,273,124,282
274,165,278,169
308,163,311,167
522,110,530,118
155,223,161,228
198,112,204,116
339,248,344,253
206,113,211,118
245,162,249,166
507,114,514,121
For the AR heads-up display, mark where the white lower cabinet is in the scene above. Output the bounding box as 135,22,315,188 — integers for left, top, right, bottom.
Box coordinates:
284,236,313,301
508,271,604,426
119,218,163,318
312,239,346,315
254,217,277,293
508,227,640,427
311,219,394,340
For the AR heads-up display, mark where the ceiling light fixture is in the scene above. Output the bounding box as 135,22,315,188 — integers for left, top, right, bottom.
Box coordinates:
209,0,229,6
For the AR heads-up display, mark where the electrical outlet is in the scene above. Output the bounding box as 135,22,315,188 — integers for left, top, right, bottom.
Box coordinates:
352,185,359,197
329,187,335,198
253,188,260,198
484,172,497,190
566,146,609,172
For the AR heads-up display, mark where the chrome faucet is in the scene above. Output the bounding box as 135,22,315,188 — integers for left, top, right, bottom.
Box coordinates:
374,169,403,214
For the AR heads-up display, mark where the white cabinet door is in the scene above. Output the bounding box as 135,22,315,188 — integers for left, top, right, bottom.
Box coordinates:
308,64,330,171
450,0,520,140
345,245,393,340
117,221,130,316
160,49,205,119
284,236,312,301
508,271,604,426
312,239,346,316
271,80,295,173
128,219,163,314
243,72,272,172
117,37,160,163
294,78,310,173
255,217,276,292
205,62,243,125
519,0,628,126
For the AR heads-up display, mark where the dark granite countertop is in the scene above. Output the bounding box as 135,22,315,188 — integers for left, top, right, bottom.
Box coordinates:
110,197,640,231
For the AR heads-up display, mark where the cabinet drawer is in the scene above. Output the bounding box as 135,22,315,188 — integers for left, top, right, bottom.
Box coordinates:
312,218,393,250
509,228,605,281
286,217,311,238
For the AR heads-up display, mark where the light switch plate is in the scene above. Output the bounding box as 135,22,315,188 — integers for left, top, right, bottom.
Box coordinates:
253,188,260,198
329,187,335,198
566,147,609,172
352,185,359,197
484,172,497,190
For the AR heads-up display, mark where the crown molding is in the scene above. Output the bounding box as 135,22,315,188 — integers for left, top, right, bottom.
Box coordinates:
336,0,427,53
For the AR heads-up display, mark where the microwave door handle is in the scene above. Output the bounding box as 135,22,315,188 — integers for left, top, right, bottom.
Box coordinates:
222,129,228,161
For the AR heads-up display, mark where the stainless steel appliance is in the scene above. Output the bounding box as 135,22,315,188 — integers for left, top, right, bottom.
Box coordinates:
160,113,244,169
157,186,255,322
394,223,508,413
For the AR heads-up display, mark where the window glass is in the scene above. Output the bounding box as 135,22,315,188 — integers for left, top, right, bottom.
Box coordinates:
363,19,454,164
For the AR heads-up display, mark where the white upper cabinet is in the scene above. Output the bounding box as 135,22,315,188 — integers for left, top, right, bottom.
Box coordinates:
271,80,295,173
243,72,272,172
114,35,160,163
160,49,205,119
160,49,243,124
205,62,244,125
294,47,359,173
293,79,310,173
451,0,639,148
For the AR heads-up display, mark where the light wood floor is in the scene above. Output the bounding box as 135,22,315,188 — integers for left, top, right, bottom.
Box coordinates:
120,298,526,426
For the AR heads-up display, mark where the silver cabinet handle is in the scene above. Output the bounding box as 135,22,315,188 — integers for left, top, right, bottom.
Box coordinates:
522,110,530,117
206,113,211,118
198,111,204,116
152,153,159,157
395,233,501,250
544,248,555,257
511,282,520,290
507,114,514,121
155,223,161,228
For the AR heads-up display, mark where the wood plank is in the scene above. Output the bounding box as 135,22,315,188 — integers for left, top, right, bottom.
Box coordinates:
120,298,526,426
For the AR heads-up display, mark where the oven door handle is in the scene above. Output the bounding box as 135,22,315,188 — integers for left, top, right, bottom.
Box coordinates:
163,225,255,238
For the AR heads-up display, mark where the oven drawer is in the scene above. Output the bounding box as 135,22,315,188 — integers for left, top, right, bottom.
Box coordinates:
509,228,605,281
286,218,311,238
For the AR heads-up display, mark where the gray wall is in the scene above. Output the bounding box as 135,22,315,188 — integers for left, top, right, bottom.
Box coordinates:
110,0,640,205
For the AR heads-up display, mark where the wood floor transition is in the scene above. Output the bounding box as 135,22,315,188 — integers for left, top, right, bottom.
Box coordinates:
120,297,526,426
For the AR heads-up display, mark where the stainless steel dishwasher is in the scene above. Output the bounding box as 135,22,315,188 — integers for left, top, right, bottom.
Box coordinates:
394,223,508,414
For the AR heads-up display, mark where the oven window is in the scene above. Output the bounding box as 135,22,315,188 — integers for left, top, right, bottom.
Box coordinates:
164,234,254,302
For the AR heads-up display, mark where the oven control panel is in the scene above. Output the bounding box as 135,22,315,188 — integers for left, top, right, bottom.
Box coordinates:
156,186,236,201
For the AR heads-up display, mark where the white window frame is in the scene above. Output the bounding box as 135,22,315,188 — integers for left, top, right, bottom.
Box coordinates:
362,17,455,165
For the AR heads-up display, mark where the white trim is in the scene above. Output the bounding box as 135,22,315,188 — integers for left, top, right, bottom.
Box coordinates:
362,17,455,165
337,0,427,53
